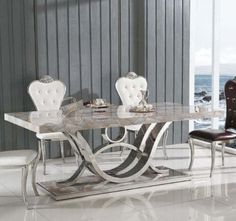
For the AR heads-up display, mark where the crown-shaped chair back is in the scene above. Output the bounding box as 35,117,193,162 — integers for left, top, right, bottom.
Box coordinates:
28,76,66,111
225,79,236,130
115,72,147,107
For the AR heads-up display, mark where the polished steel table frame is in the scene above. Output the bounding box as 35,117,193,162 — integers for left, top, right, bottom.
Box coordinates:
4,103,224,200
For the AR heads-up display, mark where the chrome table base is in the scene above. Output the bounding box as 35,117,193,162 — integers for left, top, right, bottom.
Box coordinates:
38,166,190,201
37,121,191,201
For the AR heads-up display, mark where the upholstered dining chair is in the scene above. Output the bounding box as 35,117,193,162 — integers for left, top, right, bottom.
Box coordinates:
0,149,39,204
188,79,236,177
104,72,169,158
28,75,75,175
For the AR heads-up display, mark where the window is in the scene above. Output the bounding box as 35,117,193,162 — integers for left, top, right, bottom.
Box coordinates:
190,0,236,131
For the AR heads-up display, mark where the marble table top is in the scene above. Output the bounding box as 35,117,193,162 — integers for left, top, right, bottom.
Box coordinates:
4,102,224,134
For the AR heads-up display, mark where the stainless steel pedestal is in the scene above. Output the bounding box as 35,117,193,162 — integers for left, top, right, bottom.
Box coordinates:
38,166,190,201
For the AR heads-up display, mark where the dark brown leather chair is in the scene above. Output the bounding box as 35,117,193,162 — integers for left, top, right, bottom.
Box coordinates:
188,79,236,177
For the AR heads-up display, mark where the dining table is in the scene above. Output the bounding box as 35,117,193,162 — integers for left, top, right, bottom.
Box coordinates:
4,102,224,200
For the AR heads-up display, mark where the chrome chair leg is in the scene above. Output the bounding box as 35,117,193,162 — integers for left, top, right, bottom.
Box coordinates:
75,153,80,166
162,129,168,160
21,166,29,204
60,141,65,163
210,142,216,178
41,140,46,175
188,137,195,171
221,142,225,166
120,133,129,157
32,141,41,196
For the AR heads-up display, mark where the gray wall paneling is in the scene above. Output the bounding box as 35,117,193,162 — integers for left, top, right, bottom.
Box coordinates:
182,0,190,142
0,0,190,157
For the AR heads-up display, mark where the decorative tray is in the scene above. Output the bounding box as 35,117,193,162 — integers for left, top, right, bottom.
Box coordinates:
84,99,110,108
129,105,155,113
86,103,109,109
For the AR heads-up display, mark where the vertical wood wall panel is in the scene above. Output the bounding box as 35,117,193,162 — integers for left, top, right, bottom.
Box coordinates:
0,0,13,149
146,0,156,103
0,0,190,155
12,0,25,147
156,0,165,103
68,0,80,97
25,0,38,150
129,0,138,73
182,0,190,142
36,0,48,76
0,16,4,149
165,0,174,144
90,0,102,147
173,0,183,144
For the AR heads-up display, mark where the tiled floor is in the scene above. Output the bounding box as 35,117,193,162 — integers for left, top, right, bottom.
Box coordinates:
1,144,236,221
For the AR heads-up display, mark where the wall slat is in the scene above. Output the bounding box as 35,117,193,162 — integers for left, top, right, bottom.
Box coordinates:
90,0,102,148
182,0,190,143
173,0,183,144
165,0,174,144
156,0,166,103
146,0,156,103
0,0,13,149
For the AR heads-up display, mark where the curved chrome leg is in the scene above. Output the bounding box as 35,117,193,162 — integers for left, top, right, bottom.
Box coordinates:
56,161,86,187
32,140,42,196
210,142,216,178
188,137,195,171
58,122,171,185
222,142,225,166
162,129,168,160
22,166,29,204
41,140,46,175
102,127,127,144
60,141,65,163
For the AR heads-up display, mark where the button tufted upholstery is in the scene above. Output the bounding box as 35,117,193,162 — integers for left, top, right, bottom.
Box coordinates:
116,72,147,131
28,76,70,175
28,79,67,141
116,75,147,107
28,80,66,111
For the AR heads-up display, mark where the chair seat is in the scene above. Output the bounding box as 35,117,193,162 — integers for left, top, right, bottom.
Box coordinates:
126,124,141,132
0,150,37,167
36,132,67,141
189,129,236,142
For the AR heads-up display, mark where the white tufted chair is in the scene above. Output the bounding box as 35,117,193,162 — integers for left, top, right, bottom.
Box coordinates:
28,75,74,175
0,149,39,204
115,72,169,158
115,72,148,132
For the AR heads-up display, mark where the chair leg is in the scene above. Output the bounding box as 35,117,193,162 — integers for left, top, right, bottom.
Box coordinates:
31,140,42,196
222,142,225,166
188,137,195,171
120,132,129,157
75,153,80,166
41,140,46,175
162,129,168,160
60,141,65,163
210,142,216,178
21,166,29,204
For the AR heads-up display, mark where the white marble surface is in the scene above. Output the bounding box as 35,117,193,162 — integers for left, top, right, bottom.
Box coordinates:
4,102,224,133
1,143,236,221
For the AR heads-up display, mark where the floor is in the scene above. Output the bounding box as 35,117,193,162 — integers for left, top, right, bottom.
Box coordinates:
1,143,236,221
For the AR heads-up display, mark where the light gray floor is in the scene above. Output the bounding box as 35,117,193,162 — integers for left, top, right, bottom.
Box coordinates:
1,143,236,221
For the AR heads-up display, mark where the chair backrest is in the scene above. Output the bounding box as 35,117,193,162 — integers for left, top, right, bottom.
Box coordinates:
115,72,147,106
225,79,236,129
28,75,66,111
